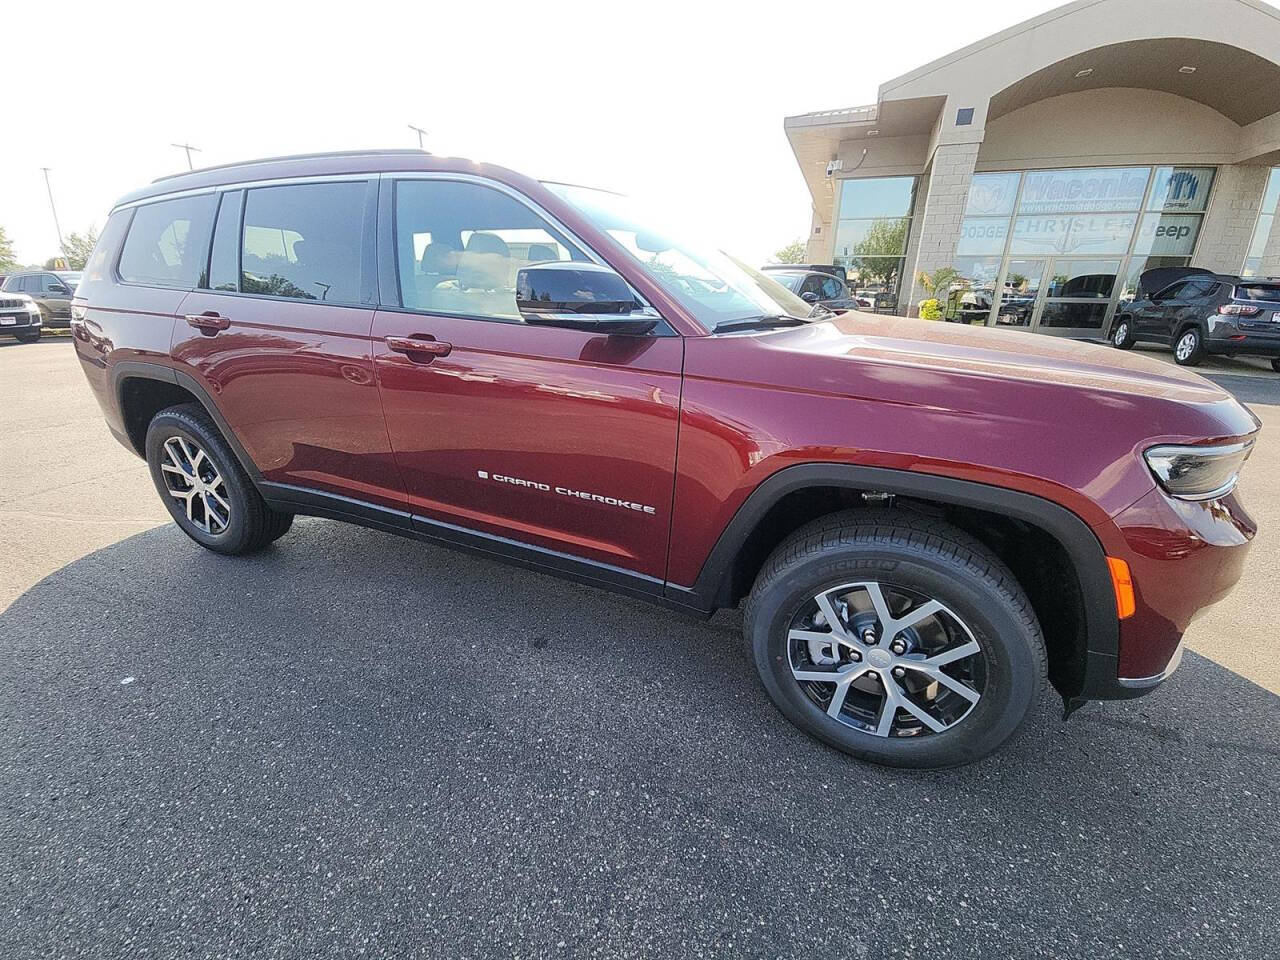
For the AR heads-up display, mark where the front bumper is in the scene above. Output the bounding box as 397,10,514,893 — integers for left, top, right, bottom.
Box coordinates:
0,311,42,333
1095,485,1254,693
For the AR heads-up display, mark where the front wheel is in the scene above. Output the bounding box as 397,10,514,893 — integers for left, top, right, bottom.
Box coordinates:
1174,327,1205,366
1110,316,1134,349
145,403,293,555
743,510,1047,768
14,330,41,343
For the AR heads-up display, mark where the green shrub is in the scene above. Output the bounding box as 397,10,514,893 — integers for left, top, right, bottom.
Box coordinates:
918,298,943,321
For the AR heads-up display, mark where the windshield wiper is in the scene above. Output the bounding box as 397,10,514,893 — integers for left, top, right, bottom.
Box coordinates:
712,314,810,334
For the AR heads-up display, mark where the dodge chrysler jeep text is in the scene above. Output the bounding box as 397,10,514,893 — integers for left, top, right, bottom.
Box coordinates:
72,151,1259,768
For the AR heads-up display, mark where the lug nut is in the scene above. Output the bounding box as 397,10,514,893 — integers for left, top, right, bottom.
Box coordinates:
891,641,907,655
848,649,861,662
892,667,906,679
861,628,877,645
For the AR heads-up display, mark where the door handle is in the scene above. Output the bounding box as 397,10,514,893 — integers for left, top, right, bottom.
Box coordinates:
385,335,452,362
186,312,231,334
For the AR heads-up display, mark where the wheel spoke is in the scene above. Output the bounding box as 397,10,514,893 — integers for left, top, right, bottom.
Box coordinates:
873,686,899,736
826,679,852,719
924,639,981,668
206,486,231,511
862,581,895,632
813,590,851,640
904,662,981,704
892,680,948,733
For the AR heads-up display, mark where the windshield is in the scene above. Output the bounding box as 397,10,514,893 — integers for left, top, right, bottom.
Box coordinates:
544,183,813,330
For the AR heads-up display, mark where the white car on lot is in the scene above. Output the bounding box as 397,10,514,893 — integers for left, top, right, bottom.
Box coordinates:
0,292,43,343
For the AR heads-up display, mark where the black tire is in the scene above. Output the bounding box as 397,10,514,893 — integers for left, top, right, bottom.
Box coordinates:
1173,326,1205,366
145,403,293,555
1110,315,1134,349
743,509,1047,769
14,330,41,343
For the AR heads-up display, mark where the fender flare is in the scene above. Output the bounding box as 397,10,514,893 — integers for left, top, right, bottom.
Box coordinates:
669,462,1119,698
110,360,263,482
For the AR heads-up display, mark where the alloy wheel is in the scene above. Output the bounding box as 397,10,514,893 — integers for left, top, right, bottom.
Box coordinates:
787,581,985,737
160,436,231,534
1113,322,1128,346
1176,331,1198,362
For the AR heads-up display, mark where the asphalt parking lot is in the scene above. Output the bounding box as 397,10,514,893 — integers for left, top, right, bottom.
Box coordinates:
2,335,1278,959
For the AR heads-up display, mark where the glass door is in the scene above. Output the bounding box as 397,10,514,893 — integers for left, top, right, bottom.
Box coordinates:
1031,259,1121,336
991,258,1046,328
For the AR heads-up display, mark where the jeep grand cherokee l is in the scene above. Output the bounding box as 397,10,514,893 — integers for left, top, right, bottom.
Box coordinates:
72,151,1259,768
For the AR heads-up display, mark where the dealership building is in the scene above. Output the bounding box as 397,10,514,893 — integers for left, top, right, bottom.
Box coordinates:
785,0,1280,336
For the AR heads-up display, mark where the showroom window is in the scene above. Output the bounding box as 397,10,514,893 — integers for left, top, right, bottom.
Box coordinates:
833,176,917,312
1242,167,1280,277
955,165,1215,332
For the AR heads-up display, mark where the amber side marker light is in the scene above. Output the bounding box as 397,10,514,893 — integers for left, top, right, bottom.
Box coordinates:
1107,557,1136,619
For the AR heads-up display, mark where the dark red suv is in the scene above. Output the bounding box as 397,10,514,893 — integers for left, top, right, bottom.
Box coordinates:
72,151,1259,768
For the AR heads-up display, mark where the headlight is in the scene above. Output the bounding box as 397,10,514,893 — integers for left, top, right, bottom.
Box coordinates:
1144,440,1254,501
27,301,40,313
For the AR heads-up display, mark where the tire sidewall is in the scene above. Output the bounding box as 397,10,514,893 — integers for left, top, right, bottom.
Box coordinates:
145,412,255,553
750,546,1038,768
1112,318,1132,348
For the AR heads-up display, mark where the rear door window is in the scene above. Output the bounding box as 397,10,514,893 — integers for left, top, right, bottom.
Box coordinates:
820,276,844,299
117,195,217,288
799,274,825,298
240,182,368,303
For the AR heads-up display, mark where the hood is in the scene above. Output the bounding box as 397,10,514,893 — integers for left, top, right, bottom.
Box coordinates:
755,313,1258,435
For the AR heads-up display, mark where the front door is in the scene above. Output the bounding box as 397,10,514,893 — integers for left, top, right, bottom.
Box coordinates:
372,176,682,580
171,179,406,512
1021,258,1121,337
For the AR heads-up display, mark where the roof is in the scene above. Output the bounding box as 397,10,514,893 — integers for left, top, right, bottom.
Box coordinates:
112,150,519,209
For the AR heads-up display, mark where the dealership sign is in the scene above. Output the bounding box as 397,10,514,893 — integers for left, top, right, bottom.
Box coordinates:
1020,168,1150,214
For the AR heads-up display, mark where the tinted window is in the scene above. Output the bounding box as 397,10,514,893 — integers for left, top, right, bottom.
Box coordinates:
394,179,587,320
117,195,216,288
1184,280,1217,299
1238,284,1280,302
799,274,824,297
0,276,14,291
1156,281,1190,300
208,191,243,292
820,276,844,299
44,274,69,293
241,182,366,303
83,211,132,285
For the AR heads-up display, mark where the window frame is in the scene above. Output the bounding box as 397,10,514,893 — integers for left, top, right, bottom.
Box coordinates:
378,172,674,336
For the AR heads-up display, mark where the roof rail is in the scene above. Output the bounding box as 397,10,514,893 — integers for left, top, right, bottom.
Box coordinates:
151,148,430,184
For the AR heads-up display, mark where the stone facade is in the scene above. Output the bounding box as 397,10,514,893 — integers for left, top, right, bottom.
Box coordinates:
1196,164,1271,274
902,142,980,311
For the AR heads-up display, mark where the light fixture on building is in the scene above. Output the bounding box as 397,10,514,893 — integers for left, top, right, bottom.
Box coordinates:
825,158,844,177
1074,68,1094,78
1179,65,1197,74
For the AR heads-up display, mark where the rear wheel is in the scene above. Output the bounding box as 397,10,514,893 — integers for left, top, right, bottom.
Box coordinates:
1110,316,1134,349
743,510,1046,768
145,404,293,555
1174,327,1204,366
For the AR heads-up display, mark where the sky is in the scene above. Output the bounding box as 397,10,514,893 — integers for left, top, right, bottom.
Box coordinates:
2,0,1068,266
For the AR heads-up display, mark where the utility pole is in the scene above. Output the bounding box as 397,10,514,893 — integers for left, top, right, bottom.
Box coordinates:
40,168,66,258
171,142,201,170
408,124,428,149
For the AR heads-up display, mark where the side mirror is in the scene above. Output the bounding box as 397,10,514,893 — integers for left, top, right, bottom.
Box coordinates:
516,262,657,335
800,291,819,303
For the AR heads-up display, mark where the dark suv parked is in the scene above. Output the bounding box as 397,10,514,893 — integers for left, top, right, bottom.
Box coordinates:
762,268,861,312
73,151,1258,768
2,270,80,327
1110,267,1280,369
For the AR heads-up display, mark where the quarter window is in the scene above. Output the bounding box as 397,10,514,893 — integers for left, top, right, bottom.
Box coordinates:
117,195,216,288
240,182,367,303
393,179,586,321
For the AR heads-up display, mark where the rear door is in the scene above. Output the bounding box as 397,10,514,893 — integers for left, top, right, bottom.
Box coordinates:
172,178,406,513
1136,281,1187,340
371,175,682,580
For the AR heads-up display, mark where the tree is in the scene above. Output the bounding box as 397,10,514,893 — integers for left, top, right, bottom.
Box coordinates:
62,226,99,270
915,267,965,298
772,239,807,264
0,226,17,273
847,218,909,288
